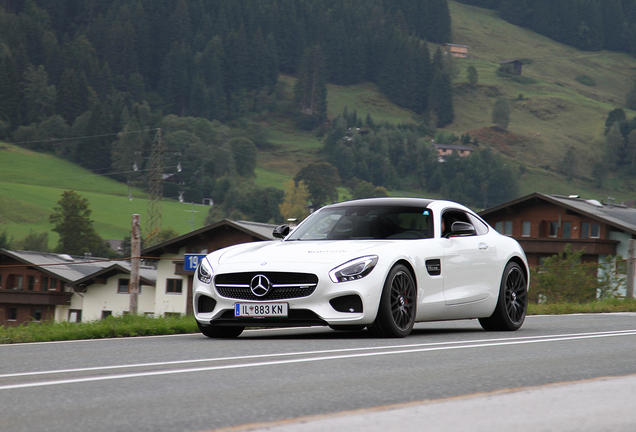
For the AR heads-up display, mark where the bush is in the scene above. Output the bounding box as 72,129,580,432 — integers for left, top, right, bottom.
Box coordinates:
575,75,596,87
530,245,624,303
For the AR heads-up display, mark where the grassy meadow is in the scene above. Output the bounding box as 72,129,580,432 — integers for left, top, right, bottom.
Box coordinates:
0,144,208,247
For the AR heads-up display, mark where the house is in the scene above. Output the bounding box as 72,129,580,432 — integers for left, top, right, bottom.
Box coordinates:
479,193,636,295
141,219,278,316
0,249,156,326
433,143,474,162
499,59,523,75
442,43,469,58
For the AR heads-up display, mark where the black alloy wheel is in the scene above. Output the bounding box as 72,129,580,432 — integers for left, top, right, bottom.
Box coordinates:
479,261,528,331
369,264,416,338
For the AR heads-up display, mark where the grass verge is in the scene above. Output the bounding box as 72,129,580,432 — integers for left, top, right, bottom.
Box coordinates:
2,299,636,344
527,298,636,315
0,314,198,344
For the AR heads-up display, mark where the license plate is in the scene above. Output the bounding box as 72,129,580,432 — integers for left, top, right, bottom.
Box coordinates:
234,303,288,317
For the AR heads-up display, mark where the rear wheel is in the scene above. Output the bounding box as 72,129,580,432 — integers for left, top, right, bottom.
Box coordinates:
197,321,244,338
368,264,416,338
479,262,527,331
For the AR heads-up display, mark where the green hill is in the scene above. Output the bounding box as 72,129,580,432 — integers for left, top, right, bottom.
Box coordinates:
255,1,636,203
0,144,208,247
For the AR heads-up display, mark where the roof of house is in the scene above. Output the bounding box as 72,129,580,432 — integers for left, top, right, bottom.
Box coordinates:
443,43,469,48
141,219,278,257
479,192,636,235
0,249,156,286
433,143,474,151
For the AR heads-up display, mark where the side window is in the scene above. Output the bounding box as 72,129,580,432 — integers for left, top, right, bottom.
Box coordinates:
467,213,489,235
442,210,473,237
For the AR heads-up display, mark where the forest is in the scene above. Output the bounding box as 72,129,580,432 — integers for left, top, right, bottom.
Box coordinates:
4,0,633,230
0,0,463,224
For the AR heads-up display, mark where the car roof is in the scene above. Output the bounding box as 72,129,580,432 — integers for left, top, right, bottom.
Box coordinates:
325,197,436,209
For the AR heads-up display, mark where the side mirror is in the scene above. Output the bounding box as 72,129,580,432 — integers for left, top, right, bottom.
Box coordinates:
272,224,291,239
451,221,476,237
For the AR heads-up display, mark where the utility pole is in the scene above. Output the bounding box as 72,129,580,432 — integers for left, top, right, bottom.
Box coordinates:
627,239,635,299
130,214,141,314
146,129,164,245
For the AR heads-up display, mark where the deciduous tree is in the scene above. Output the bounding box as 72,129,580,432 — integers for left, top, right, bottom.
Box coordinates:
49,190,111,257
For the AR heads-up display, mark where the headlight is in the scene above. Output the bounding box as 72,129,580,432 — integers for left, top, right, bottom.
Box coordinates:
196,257,214,284
329,255,378,283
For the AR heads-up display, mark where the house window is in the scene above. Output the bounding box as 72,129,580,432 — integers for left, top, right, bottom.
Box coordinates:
522,221,531,237
504,221,513,236
166,279,183,294
580,222,600,239
562,222,571,239
118,279,130,294
69,310,82,323
49,277,57,291
41,276,48,291
581,222,589,239
27,276,35,290
15,275,24,290
101,310,112,319
591,223,600,238
33,308,43,321
495,221,503,234
548,222,558,238
8,307,18,321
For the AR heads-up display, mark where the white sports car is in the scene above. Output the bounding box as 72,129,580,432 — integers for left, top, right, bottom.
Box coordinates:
193,197,529,338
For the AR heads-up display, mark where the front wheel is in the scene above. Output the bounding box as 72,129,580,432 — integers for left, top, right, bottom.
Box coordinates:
479,261,528,331
197,321,244,338
368,264,416,338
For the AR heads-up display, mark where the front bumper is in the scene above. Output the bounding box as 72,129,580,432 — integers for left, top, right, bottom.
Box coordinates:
193,267,387,328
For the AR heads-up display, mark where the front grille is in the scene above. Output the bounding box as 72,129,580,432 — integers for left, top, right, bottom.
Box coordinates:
214,272,318,300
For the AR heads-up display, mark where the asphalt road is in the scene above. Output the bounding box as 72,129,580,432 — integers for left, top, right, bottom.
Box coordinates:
2,313,636,432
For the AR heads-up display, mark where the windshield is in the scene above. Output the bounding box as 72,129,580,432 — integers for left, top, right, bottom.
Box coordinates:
287,205,433,240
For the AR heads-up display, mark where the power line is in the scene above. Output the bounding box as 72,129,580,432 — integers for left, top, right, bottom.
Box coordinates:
4,128,161,147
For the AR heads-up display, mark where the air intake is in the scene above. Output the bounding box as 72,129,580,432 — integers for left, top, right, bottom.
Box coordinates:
197,295,217,313
330,295,363,313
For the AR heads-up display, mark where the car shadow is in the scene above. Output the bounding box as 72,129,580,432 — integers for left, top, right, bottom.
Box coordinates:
234,325,486,340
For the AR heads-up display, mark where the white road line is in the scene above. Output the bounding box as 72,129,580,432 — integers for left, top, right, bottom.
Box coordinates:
1,330,636,391
1,329,633,379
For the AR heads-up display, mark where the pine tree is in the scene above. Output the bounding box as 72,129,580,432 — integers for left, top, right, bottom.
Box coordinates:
294,45,328,123
429,66,454,128
492,97,511,130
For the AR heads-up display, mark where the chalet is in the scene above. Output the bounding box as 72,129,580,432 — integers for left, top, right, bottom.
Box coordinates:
141,219,278,316
0,250,155,326
499,59,523,75
479,193,636,295
433,143,474,162
442,43,469,58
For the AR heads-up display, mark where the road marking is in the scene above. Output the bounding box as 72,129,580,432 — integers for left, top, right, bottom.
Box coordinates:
1,329,634,379
1,329,636,390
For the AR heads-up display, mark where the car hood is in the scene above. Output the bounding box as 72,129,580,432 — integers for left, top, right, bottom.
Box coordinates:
214,240,389,266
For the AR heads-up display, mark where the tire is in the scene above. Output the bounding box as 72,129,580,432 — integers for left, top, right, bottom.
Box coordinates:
197,321,244,338
479,261,528,331
368,264,417,338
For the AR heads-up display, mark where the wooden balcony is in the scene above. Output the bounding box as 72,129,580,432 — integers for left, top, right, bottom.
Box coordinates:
0,290,72,305
516,238,619,256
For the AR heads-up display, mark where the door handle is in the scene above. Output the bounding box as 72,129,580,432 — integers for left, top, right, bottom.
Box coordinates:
478,242,489,251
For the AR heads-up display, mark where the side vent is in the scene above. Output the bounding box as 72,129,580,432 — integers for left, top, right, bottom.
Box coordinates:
426,259,441,276
197,295,217,313
330,295,363,313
